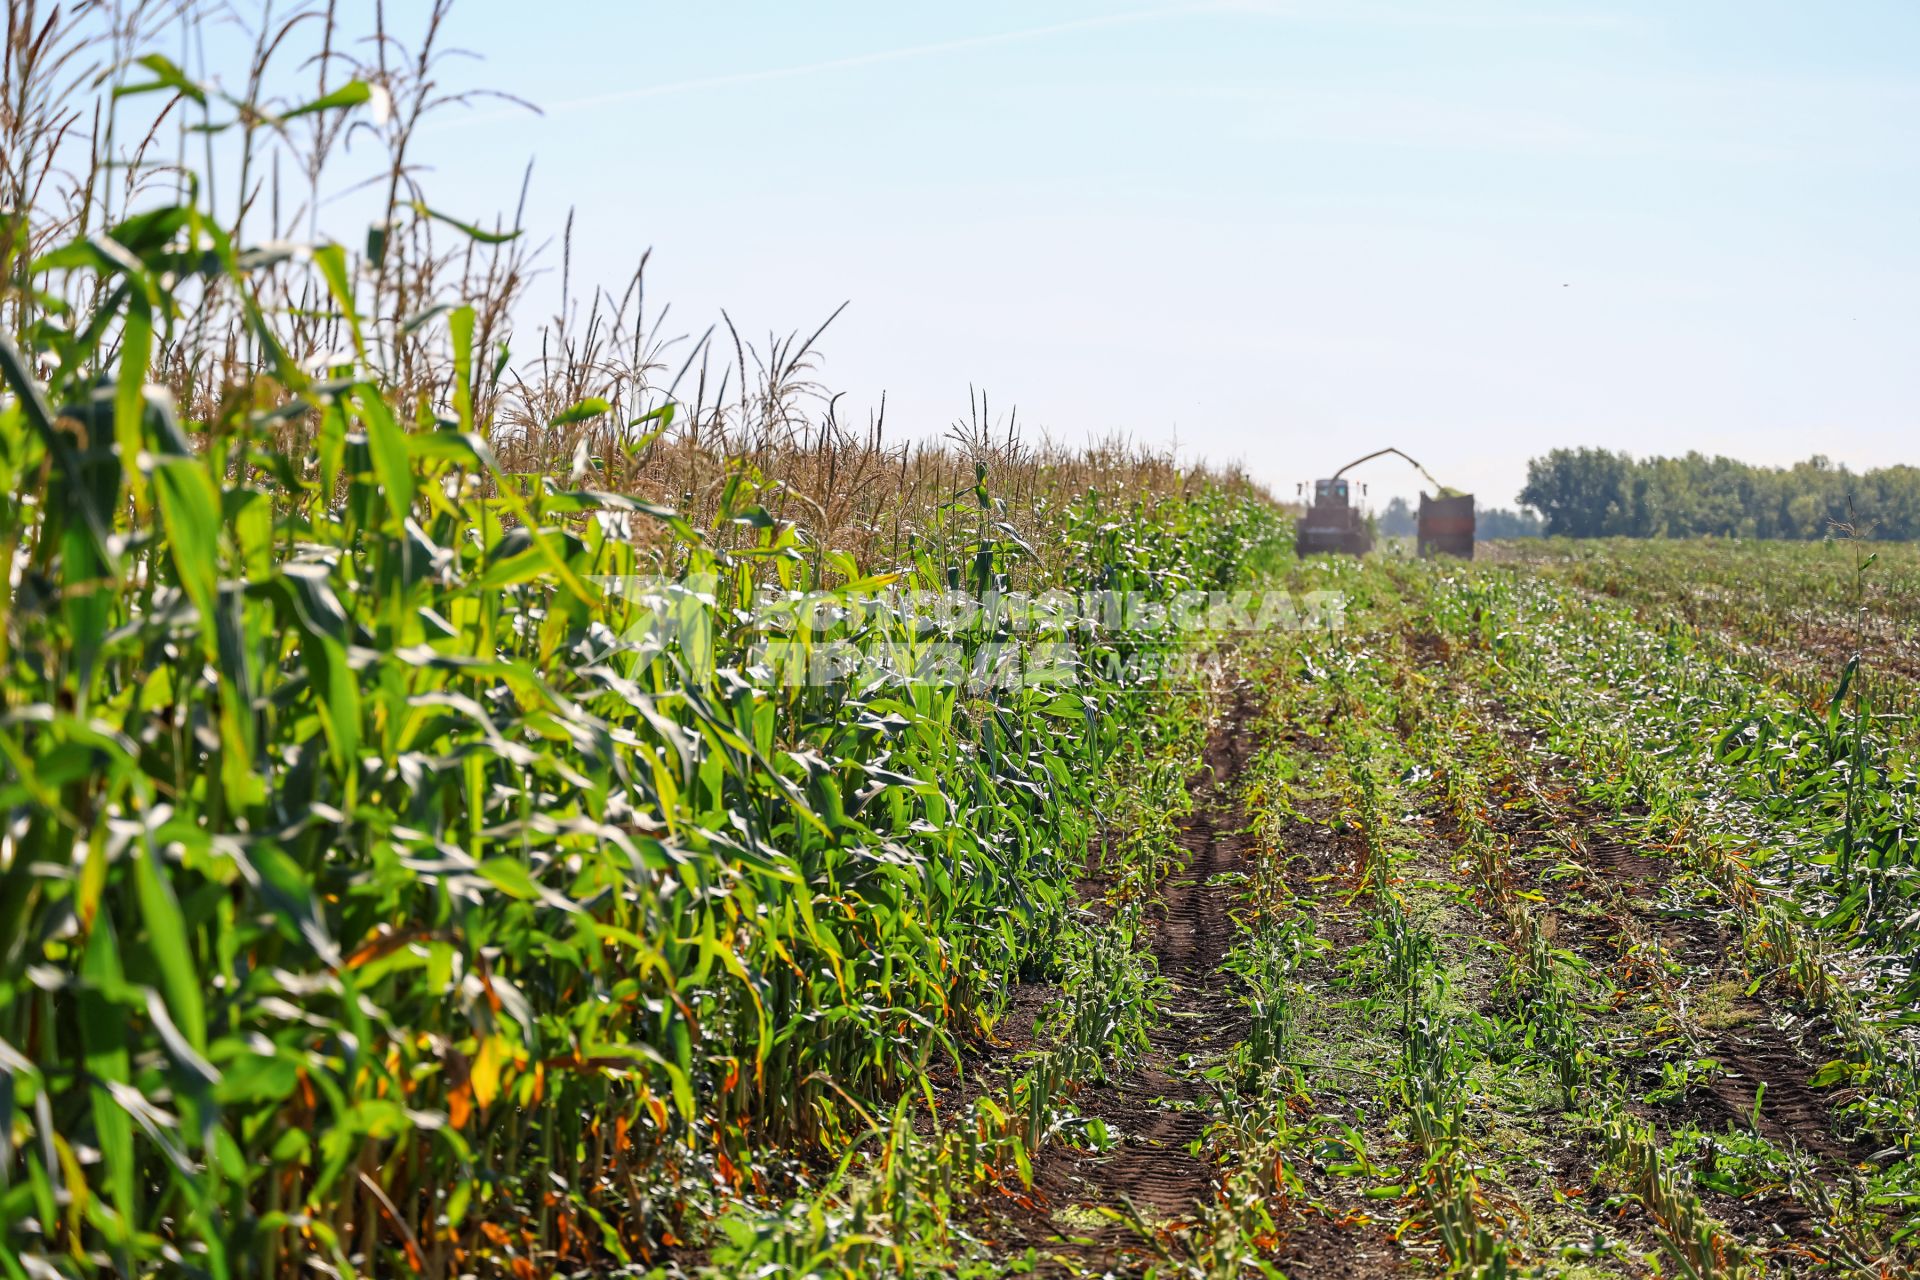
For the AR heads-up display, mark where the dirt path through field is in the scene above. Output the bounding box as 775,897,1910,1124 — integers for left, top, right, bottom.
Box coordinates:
977,686,1259,1274
1092,683,1256,1215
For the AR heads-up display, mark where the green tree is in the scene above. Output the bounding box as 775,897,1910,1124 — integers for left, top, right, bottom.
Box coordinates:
1517,449,1920,541
1518,448,1633,537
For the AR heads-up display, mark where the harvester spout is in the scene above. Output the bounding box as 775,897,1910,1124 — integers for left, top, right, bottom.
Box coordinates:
1330,447,1453,497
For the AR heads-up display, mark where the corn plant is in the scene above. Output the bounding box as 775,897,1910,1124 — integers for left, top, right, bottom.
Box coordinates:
0,61,1289,1280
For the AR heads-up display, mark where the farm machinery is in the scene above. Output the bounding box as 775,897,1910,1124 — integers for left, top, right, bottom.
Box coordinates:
1294,447,1475,559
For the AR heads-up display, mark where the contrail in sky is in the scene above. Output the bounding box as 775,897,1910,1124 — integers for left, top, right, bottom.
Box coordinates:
445,3,1219,127
432,2,1625,132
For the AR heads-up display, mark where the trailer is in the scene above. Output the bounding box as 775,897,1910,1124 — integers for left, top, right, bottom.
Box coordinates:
1417,492,1476,559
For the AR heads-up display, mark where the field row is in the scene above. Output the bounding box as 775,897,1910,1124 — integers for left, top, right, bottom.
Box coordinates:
809,550,1920,1277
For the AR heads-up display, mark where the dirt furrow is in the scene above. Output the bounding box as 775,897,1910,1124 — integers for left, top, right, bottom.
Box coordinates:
1571,833,1864,1165
1439,681,1861,1251
975,688,1259,1274
1413,616,1863,1170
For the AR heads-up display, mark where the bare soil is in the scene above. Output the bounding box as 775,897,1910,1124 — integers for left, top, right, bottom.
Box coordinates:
968,688,1262,1275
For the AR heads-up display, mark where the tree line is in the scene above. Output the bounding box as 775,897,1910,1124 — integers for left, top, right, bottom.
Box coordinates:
1516,449,1920,540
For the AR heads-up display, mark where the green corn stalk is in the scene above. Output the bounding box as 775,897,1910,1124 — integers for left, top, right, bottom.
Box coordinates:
0,119,1288,1280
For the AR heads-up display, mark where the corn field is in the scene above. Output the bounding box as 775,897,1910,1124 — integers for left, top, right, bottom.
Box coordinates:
7,4,1920,1279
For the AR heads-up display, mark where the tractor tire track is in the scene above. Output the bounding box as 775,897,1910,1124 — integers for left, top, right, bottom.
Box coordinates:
1414,623,1859,1165
976,686,1259,1275
1409,626,1867,1258
1573,834,1864,1167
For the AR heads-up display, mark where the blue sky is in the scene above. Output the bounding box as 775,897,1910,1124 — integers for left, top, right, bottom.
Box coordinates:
405,1,1920,510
